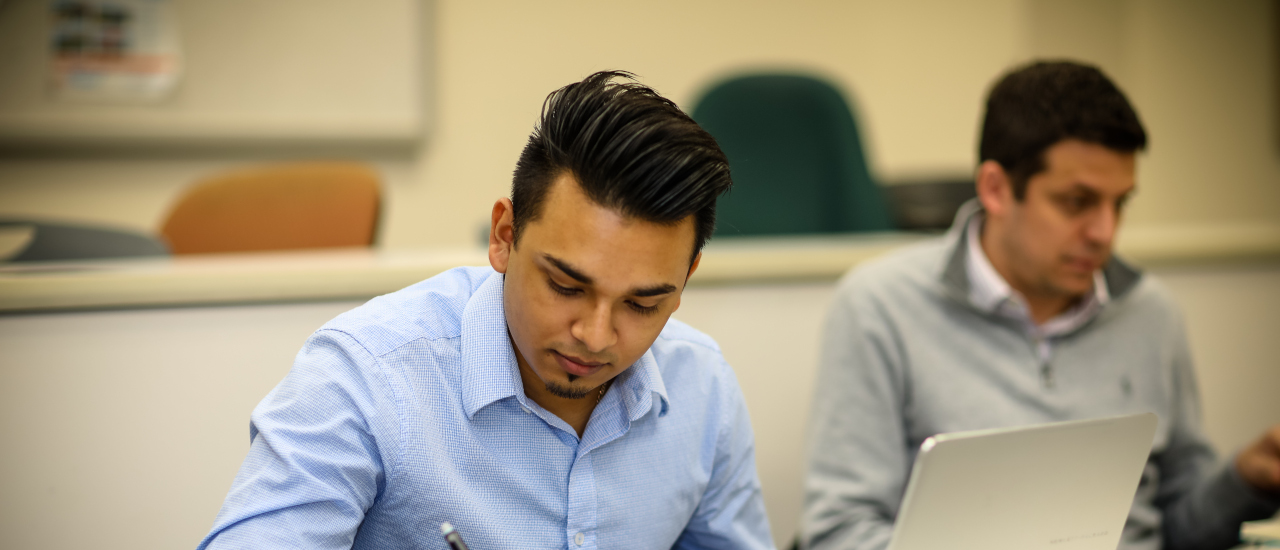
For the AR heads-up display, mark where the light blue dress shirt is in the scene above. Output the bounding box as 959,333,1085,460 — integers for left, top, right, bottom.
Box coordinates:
198,266,773,550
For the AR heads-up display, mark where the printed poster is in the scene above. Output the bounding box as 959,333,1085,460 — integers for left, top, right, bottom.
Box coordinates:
49,0,181,102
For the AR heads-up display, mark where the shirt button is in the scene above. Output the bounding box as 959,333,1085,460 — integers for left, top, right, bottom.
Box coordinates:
574,532,585,546
522,406,531,414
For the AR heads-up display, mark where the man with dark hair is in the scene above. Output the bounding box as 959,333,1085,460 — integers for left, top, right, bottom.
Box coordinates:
802,61,1280,550
199,71,774,550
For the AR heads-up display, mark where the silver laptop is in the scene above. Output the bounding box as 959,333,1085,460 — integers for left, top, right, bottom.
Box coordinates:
887,413,1159,550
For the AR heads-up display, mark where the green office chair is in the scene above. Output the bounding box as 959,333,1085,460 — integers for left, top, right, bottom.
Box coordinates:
691,74,892,236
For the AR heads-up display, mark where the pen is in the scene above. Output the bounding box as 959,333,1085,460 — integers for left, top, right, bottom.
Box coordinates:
440,522,471,550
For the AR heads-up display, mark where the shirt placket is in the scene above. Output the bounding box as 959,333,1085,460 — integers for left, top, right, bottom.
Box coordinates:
1031,327,1054,389
565,451,598,550
514,400,605,550
565,397,631,550
997,298,1057,389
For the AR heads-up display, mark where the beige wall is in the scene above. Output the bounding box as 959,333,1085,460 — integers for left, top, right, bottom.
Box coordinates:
1030,0,1280,225
1,0,1276,248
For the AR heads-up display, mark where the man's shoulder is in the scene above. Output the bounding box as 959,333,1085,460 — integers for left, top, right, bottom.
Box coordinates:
651,317,737,384
656,317,723,355
319,266,497,357
1106,269,1183,326
833,234,953,305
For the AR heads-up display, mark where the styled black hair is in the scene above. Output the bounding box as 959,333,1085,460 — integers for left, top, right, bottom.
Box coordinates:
511,71,732,264
979,60,1147,199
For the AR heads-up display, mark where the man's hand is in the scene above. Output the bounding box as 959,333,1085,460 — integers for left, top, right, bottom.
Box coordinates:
1236,425,1280,494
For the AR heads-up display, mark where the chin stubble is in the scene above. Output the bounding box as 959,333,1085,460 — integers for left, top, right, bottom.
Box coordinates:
544,381,592,399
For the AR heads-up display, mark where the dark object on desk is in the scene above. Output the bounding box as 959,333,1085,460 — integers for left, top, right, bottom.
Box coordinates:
883,178,977,231
0,218,169,262
159,162,381,254
692,74,893,237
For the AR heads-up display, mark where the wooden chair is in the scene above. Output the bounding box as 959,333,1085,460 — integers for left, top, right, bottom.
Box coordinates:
160,162,381,254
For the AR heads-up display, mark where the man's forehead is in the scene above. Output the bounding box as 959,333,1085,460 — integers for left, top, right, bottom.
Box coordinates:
1037,141,1136,190
527,174,698,260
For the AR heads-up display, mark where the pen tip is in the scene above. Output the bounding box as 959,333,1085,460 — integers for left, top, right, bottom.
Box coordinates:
440,522,454,535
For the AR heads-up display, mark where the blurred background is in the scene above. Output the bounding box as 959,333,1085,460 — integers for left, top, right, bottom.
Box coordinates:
2,0,1277,244
0,1,1277,549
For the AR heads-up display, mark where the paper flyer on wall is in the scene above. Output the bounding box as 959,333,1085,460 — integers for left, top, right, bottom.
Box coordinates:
48,0,181,102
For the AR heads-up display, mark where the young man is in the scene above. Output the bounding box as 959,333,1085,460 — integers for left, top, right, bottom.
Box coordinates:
198,72,774,550
802,61,1280,550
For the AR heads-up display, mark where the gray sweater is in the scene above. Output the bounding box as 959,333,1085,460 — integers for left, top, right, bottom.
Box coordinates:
802,206,1280,550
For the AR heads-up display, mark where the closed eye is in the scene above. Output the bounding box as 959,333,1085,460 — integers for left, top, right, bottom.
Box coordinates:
1115,193,1132,214
627,300,660,315
1056,193,1097,215
547,278,581,297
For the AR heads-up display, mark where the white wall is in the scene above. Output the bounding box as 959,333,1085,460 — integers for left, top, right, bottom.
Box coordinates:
0,301,361,550
0,0,1276,247
2,263,1277,550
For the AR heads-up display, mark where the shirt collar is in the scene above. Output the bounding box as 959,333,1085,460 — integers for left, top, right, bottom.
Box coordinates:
964,211,1014,313
460,272,524,419
614,347,670,420
963,208,1111,332
459,270,670,421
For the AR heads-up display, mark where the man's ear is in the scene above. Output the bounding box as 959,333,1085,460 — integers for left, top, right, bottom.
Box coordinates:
670,251,702,313
488,198,516,274
685,251,702,282
975,160,1014,217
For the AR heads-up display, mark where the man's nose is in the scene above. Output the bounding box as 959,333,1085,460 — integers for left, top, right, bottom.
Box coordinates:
571,301,617,353
1085,205,1119,247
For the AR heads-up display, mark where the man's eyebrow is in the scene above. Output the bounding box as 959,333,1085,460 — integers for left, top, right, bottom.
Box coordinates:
632,284,678,298
543,254,593,285
1069,183,1102,195
1068,183,1135,199
543,253,678,297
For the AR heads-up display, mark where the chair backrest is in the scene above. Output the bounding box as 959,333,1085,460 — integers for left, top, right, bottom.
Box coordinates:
160,162,380,254
691,74,892,236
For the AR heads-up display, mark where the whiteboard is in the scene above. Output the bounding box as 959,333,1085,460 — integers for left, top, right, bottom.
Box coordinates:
0,0,427,150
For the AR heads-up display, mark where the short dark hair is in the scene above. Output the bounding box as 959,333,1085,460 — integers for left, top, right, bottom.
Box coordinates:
979,60,1148,199
511,71,732,263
